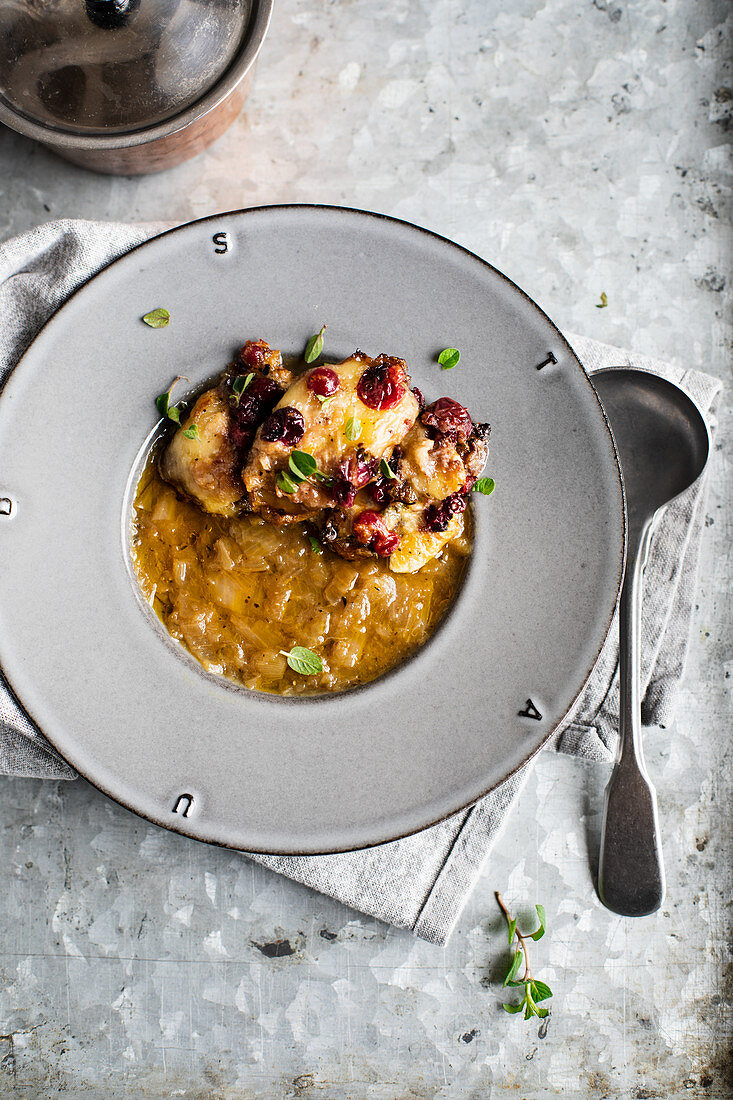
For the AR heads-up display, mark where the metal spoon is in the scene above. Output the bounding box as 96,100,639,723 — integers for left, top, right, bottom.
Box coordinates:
592,368,710,917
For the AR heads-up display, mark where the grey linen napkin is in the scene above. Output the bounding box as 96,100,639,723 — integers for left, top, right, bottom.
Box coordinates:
0,220,722,944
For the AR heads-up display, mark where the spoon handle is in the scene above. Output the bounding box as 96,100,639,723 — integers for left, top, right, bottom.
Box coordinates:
598,523,666,916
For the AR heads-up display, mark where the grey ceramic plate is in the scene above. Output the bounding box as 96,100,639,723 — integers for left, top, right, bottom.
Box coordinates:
0,206,624,854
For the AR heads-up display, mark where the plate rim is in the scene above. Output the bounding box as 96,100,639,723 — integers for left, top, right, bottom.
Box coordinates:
0,204,626,854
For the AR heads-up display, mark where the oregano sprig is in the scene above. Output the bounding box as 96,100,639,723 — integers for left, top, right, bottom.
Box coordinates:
495,892,552,1020
230,372,254,406
156,377,199,439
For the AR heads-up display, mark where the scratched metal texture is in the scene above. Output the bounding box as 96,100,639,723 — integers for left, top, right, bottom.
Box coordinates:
0,0,731,1096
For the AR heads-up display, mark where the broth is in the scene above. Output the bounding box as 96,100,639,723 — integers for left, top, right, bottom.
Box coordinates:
130,457,471,695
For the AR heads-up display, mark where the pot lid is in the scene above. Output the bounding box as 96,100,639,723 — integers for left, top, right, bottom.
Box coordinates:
0,0,251,136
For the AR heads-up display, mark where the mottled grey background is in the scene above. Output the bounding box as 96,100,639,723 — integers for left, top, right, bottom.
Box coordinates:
0,0,731,1097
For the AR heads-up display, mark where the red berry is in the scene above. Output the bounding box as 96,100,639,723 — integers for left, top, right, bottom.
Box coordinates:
375,530,400,556
238,339,270,369
332,479,357,507
357,356,407,410
352,510,401,556
260,406,305,446
421,397,473,441
423,492,467,533
307,367,340,397
369,477,391,504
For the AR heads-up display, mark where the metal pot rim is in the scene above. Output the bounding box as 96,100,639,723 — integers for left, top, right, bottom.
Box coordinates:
0,0,273,150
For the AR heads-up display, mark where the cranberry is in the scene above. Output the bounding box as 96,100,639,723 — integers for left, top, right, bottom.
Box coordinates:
231,424,253,450
352,510,401,557
412,387,426,410
375,530,400,556
421,397,473,441
369,477,391,505
230,374,281,425
238,339,271,370
423,492,468,533
343,453,376,488
307,366,340,398
357,356,407,410
332,479,357,508
260,406,305,447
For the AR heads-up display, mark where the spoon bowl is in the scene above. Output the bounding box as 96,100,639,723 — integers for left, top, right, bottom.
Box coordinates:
594,370,710,527
592,368,710,917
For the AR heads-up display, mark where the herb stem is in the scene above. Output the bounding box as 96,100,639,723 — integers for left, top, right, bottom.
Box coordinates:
496,891,532,981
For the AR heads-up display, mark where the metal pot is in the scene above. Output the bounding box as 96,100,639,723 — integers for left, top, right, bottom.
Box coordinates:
0,0,273,175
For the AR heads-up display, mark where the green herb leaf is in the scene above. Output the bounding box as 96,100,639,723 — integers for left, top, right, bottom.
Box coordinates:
309,535,323,555
531,980,553,1003
502,1002,524,1014
507,917,517,946
277,470,299,494
344,417,362,442
524,1000,534,1021
312,470,333,485
280,646,323,676
438,347,460,370
596,291,608,309
142,308,170,328
316,394,334,407
304,324,327,364
530,904,546,941
156,376,188,426
233,373,254,395
289,450,318,480
181,424,200,440
503,950,522,987
535,1004,549,1018
380,458,396,479
473,477,496,496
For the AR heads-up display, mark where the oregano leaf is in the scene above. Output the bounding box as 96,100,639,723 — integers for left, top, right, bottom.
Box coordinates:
344,417,362,442
277,470,299,494
304,325,326,364
437,347,460,370
142,307,170,328
279,646,323,675
473,477,496,496
503,950,522,987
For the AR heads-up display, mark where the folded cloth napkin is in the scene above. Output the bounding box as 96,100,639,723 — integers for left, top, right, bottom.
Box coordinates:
0,220,722,944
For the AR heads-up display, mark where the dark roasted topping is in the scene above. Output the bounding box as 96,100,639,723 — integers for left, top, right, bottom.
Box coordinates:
391,479,417,505
321,518,339,543
369,476,417,506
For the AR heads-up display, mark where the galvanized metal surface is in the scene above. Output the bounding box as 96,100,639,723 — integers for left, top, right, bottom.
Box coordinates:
0,0,730,1096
